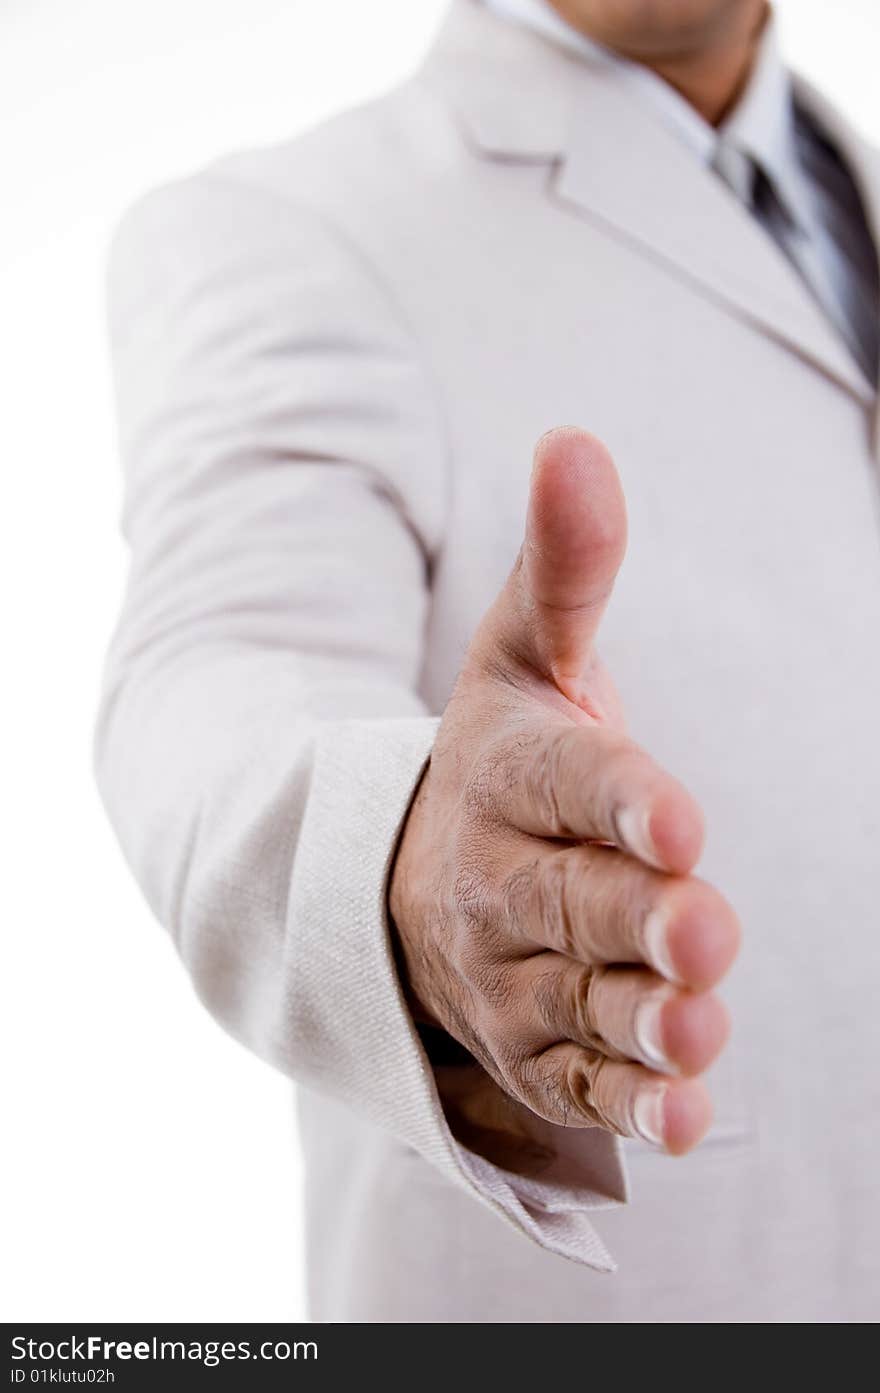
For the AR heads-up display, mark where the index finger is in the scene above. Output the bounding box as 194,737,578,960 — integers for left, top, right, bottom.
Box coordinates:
486,724,705,874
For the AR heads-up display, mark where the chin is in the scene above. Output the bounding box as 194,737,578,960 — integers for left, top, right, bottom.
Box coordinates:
553,0,760,59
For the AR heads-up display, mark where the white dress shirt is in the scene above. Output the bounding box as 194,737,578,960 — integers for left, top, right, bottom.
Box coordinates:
484,0,878,382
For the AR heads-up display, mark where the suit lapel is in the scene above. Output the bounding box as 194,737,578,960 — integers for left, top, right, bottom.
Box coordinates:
554,73,873,406
422,0,875,409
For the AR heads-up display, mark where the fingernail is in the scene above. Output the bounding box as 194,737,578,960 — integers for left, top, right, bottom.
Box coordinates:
633,995,675,1073
614,806,665,871
643,909,683,985
632,1086,668,1147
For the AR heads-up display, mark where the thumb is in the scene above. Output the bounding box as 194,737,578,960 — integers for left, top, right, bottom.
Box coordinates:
504,426,628,708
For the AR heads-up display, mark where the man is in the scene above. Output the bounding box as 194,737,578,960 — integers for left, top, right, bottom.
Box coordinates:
98,0,880,1320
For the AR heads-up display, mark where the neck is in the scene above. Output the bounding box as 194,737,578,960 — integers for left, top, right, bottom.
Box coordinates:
550,2,770,126
648,6,769,125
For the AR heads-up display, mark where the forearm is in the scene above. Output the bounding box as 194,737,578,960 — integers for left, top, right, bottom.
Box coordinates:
96,638,433,1074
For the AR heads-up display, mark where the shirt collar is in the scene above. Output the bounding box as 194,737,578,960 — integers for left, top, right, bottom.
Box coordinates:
482,0,715,158
481,1,808,225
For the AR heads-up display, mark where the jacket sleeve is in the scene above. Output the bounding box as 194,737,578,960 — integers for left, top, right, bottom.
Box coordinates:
96,171,626,1271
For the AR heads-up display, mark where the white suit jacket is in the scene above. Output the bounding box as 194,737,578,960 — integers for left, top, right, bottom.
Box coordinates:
98,0,880,1320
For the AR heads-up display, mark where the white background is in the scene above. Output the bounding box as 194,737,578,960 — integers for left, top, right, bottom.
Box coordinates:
2,0,878,1322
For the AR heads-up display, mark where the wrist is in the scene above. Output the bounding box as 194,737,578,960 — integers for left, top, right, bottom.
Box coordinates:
387,766,443,1030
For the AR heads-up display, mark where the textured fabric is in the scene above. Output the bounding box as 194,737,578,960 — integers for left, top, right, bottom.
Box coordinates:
98,0,880,1320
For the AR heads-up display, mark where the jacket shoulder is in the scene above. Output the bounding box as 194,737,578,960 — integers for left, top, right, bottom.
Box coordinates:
111,77,460,262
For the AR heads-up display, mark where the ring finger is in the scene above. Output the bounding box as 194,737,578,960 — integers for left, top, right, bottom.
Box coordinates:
513,952,731,1076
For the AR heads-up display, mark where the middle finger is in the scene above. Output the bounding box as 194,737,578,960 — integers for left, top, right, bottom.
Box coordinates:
515,952,731,1076
501,839,739,989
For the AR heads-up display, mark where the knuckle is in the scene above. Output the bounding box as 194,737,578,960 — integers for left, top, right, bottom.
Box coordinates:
527,966,565,1031
464,733,527,819
468,956,519,1013
560,1049,614,1129
524,729,570,836
510,1046,595,1128
537,852,578,956
576,965,606,1046
528,964,601,1048
450,861,494,928
593,856,652,959
451,882,517,1001
579,1053,624,1133
560,1051,599,1123
498,856,539,939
